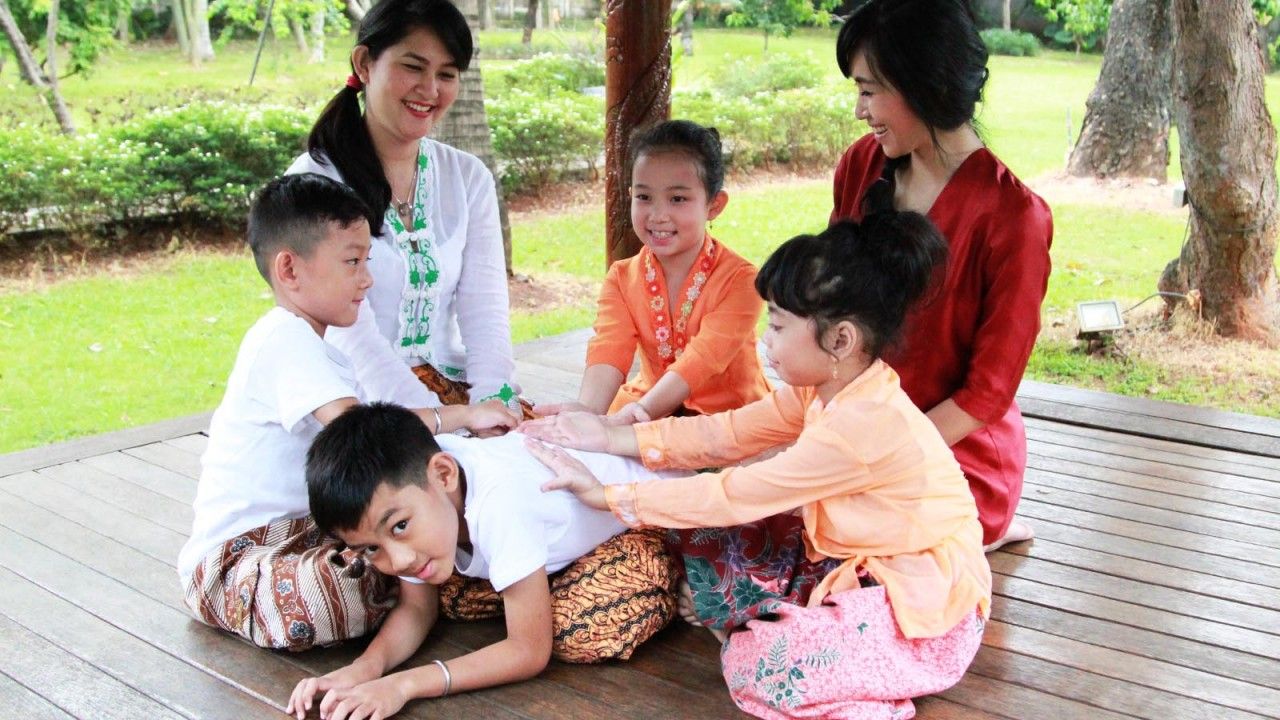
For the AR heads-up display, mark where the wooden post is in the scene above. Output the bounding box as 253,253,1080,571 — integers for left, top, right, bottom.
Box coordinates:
604,0,672,266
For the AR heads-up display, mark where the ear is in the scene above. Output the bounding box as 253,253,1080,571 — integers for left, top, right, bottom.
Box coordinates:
825,320,861,360
272,250,302,291
426,453,461,494
706,190,729,222
351,46,372,84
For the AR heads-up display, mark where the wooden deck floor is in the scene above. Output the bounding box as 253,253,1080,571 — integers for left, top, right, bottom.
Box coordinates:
2,328,1278,719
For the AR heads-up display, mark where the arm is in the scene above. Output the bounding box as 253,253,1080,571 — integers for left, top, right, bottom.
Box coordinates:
326,299,438,408
452,158,517,403
287,580,437,719
579,264,639,410
613,370,690,423
927,398,986,447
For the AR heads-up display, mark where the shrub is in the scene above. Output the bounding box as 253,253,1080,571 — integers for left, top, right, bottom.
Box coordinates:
980,28,1042,57
487,90,604,194
710,50,825,97
488,52,605,96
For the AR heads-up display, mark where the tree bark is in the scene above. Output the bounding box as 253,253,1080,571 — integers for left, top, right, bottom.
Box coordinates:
478,0,493,29
346,0,370,22
522,0,537,43
604,0,672,265
45,0,76,135
289,16,309,55
680,5,693,56
1068,0,1172,180
171,0,191,58
436,0,514,274
1159,0,1280,342
181,0,213,64
1002,0,1011,30
0,0,49,88
308,9,325,63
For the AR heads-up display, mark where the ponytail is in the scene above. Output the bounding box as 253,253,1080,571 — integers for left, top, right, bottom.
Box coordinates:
756,212,946,358
308,86,388,232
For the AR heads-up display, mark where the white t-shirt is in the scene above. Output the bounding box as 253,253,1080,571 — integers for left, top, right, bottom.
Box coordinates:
401,432,677,592
285,140,516,407
177,307,362,581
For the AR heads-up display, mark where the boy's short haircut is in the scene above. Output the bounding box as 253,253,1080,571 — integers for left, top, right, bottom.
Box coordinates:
248,173,372,284
306,402,442,534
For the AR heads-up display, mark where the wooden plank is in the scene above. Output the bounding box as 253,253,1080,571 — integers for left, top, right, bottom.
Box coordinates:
79,450,197,505
0,566,280,719
36,460,192,534
990,595,1280,690
514,360,581,405
1021,479,1278,549
1024,416,1280,474
988,552,1280,636
981,621,1276,718
1028,444,1280,506
1007,534,1279,611
0,614,183,720
970,643,1266,720
992,572,1279,661
1017,395,1279,457
0,472,184,566
1019,379,1280,440
163,433,208,456
1026,421,1280,484
1017,497,1280,570
0,412,211,476
0,673,77,720
1007,515,1280,590
123,441,202,480
940,668,1136,720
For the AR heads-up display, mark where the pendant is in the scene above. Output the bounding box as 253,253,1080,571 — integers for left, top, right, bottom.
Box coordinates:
395,200,412,218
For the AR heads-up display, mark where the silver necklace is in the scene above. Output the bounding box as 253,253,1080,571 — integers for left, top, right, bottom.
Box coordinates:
393,163,419,220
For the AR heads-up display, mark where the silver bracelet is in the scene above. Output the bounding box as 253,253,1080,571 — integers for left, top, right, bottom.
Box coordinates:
431,659,452,697
430,406,443,435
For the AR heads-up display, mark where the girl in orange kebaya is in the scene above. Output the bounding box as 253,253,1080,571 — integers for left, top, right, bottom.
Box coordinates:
537,120,771,424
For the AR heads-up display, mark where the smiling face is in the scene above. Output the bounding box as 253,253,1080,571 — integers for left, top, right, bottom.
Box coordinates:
287,219,373,334
630,151,728,270
354,26,461,148
849,49,931,160
336,457,463,585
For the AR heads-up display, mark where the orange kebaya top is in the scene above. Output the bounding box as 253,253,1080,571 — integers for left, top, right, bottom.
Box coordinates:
585,233,771,415
605,359,992,639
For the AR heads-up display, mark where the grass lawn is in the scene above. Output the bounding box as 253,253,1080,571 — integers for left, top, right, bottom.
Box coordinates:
2,29,1279,453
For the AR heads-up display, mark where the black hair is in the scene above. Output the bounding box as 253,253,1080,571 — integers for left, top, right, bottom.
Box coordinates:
306,402,443,534
247,173,371,284
307,0,474,231
755,213,947,358
628,119,726,198
836,0,989,215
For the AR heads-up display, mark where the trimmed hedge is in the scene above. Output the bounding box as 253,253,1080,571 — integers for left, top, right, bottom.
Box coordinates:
980,28,1041,57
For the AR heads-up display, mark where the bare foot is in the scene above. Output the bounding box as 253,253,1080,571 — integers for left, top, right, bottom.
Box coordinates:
676,579,703,626
984,518,1035,553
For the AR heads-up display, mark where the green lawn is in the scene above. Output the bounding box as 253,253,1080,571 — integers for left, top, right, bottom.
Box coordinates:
3,30,1280,452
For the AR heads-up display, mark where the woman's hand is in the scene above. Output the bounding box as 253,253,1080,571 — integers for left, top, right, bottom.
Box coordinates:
525,438,608,511
605,401,652,426
466,400,521,438
518,411,611,452
532,400,590,416
287,658,381,719
316,673,409,720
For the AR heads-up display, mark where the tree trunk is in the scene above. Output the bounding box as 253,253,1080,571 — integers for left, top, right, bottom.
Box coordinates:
171,0,191,58
478,0,493,29
1159,0,1280,342
1068,0,1172,180
522,0,537,43
605,0,672,265
0,0,49,88
183,0,214,64
117,6,130,43
289,16,309,55
346,0,370,22
1002,0,1011,30
680,5,693,56
308,9,325,63
45,0,76,135
436,0,514,275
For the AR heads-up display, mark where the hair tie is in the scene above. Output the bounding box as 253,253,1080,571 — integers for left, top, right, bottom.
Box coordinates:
345,74,364,90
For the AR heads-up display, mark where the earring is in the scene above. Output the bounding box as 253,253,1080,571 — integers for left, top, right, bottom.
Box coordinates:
831,358,840,381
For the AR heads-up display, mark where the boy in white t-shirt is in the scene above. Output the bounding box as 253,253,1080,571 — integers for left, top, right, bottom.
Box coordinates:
179,174,517,651
287,402,678,719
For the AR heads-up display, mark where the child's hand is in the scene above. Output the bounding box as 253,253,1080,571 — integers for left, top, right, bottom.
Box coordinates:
467,399,520,438
606,401,652,426
316,674,408,720
532,400,590,416
286,659,380,719
518,411,610,452
525,438,608,510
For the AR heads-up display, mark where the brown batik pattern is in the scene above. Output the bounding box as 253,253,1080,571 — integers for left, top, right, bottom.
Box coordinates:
411,363,537,420
183,516,396,651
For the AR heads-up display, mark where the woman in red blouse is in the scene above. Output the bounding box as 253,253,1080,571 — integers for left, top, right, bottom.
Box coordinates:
830,0,1053,550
